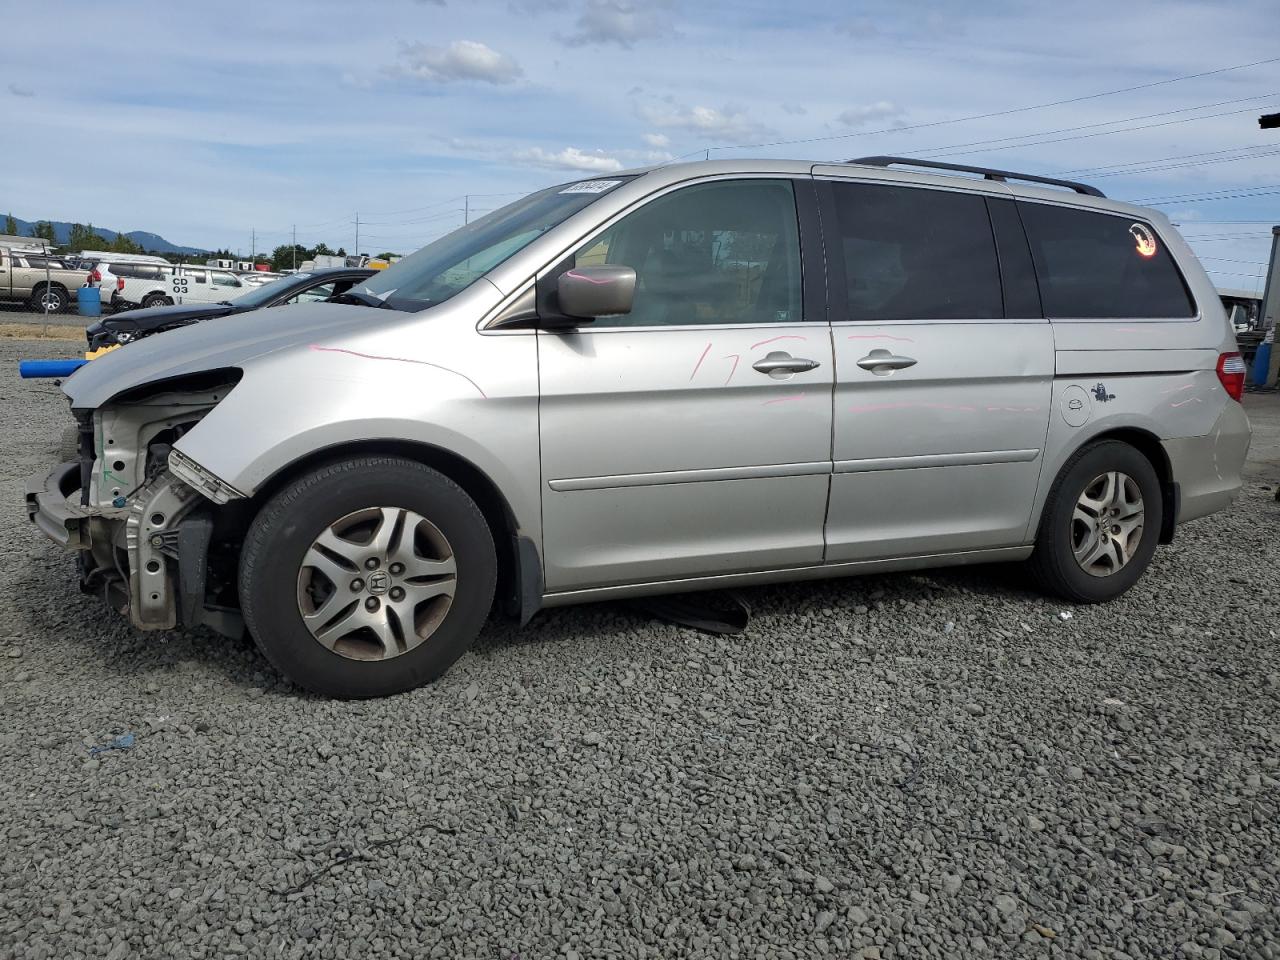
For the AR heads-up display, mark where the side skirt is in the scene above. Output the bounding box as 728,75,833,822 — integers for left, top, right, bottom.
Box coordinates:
539,545,1035,608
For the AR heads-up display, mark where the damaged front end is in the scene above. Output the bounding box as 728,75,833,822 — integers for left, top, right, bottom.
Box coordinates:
26,371,247,637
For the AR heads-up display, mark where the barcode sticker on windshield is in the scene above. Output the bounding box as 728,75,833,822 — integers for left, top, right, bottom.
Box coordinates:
560,180,622,195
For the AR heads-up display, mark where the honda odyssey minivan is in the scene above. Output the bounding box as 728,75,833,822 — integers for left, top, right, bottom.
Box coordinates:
27,156,1251,697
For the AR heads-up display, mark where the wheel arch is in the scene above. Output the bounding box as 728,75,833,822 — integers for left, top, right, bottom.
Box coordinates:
1052,426,1177,544
245,438,540,621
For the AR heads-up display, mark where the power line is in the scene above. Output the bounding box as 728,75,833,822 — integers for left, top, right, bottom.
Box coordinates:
1137,184,1280,204
916,103,1277,161
667,55,1280,160
1057,144,1280,176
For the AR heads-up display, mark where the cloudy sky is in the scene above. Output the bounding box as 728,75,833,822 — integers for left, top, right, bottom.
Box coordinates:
2,0,1278,291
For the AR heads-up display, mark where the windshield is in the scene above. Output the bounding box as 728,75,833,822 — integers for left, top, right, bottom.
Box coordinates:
358,177,633,310
228,272,316,307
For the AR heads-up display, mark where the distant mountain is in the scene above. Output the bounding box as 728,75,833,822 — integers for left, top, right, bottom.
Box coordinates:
2,213,206,255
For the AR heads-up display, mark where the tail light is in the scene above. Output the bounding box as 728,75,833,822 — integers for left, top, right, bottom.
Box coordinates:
116,277,125,292
90,268,101,283
1216,352,1246,402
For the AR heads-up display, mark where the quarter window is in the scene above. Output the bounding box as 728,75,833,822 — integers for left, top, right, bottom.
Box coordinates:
828,181,1003,321
1018,202,1194,319
570,179,804,326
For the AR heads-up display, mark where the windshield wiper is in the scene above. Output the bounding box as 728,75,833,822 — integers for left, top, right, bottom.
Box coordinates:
330,289,397,310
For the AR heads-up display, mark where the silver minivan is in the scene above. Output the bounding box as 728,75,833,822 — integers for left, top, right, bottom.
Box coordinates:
27,156,1252,697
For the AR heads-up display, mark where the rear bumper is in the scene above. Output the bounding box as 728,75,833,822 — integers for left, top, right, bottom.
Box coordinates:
1162,401,1252,525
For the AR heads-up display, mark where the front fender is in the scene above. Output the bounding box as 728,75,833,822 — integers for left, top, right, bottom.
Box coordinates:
172,322,542,545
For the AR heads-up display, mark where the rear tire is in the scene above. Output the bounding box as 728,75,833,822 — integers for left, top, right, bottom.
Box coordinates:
1028,440,1162,603
142,293,173,309
29,285,68,314
238,456,497,698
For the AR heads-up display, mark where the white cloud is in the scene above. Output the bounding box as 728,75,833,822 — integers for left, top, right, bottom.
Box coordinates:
638,101,763,142
837,100,903,127
561,0,672,48
395,40,523,85
8,82,34,97
515,146,624,173
641,132,670,148
782,103,807,116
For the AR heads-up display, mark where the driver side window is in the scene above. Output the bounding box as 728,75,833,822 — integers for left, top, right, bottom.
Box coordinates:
571,179,803,327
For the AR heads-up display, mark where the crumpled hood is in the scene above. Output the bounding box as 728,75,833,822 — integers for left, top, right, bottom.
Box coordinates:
64,301,399,409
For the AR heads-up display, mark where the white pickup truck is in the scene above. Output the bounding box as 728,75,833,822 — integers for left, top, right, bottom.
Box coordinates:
111,263,251,310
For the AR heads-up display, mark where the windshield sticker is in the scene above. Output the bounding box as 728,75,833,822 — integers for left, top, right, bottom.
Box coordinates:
1129,223,1158,258
560,180,623,195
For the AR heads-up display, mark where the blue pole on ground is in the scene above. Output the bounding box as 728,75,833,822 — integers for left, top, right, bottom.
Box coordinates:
19,359,87,378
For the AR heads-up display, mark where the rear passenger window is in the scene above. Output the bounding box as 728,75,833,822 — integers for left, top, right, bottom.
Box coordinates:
1018,203,1194,319
828,182,1003,321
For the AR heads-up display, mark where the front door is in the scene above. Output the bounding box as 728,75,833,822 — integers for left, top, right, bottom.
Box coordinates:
538,177,833,592
816,174,1054,562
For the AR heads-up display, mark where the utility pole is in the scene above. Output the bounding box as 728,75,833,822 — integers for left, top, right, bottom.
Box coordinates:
292,224,297,271
250,227,255,266
354,212,359,259
464,195,470,225
1261,226,1280,388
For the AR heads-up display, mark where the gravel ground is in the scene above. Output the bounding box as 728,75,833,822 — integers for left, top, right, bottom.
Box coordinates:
0,305,97,329
2,336,1278,960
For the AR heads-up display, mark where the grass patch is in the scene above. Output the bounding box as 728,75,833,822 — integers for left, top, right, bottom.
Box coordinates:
0,323,81,341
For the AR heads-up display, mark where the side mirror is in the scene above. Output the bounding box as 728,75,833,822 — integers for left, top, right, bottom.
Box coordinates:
556,265,636,320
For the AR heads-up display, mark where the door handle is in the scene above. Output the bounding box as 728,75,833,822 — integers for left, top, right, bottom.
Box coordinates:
752,351,821,378
856,349,918,374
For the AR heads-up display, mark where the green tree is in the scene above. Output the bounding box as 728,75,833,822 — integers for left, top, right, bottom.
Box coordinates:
374,251,400,260
269,243,310,272
68,222,108,252
108,232,143,254
336,247,347,257
30,220,57,244
3,212,16,235
312,242,334,257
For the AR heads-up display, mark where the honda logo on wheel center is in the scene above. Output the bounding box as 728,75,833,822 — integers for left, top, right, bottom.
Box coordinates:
367,570,391,595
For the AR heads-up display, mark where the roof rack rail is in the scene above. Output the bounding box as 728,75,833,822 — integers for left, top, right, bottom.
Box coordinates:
847,156,1105,198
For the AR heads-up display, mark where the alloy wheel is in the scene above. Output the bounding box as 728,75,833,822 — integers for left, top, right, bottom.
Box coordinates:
296,506,457,660
1071,471,1145,578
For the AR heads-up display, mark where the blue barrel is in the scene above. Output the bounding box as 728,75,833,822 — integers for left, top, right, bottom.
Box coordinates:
77,285,101,317
19,359,88,378
1253,342,1272,386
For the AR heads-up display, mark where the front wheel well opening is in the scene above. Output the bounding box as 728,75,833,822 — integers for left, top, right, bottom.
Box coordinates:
244,440,525,615
1081,427,1176,543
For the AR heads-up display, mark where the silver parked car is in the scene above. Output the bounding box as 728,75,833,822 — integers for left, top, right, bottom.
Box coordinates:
27,156,1251,697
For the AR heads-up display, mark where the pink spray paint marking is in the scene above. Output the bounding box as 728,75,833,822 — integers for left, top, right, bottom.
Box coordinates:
1160,382,1195,394
309,344,487,398
750,334,807,350
1170,396,1204,408
721,354,740,385
763,394,806,406
846,333,915,342
564,269,614,285
689,342,712,381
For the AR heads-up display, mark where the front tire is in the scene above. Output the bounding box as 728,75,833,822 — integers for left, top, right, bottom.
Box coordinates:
239,457,497,698
1029,440,1162,603
142,293,173,309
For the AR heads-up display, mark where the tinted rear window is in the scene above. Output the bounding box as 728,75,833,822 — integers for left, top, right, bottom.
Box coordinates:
828,181,1003,321
1018,202,1195,319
